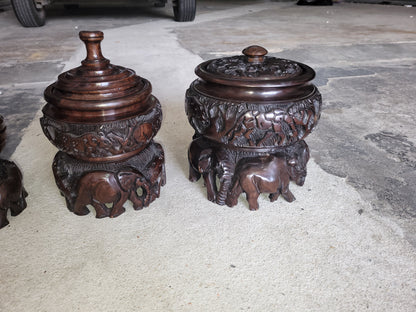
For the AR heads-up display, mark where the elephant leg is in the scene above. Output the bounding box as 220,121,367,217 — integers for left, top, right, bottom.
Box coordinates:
282,189,296,202
9,201,25,216
0,209,9,229
110,194,128,218
91,201,110,218
73,186,92,215
189,165,201,182
269,191,281,202
281,182,296,202
110,205,126,218
73,200,91,216
246,191,260,211
203,172,216,202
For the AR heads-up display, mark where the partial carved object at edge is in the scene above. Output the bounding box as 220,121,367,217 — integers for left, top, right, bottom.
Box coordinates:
0,115,28,229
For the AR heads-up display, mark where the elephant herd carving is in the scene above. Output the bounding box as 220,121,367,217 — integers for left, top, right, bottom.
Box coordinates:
53,142,166,219
188,136,310,210
1,116,311,228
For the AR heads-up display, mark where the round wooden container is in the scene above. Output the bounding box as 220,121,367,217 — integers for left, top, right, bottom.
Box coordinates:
41,31,162,163
40,31,165,218
186,45,321,148
185,46,322,209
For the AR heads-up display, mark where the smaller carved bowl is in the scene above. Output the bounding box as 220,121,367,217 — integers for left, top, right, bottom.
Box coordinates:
40,31,162,162
185,46,322,148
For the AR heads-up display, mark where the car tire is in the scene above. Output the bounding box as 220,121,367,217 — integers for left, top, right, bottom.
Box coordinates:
11,0,46,27
173,0,196,22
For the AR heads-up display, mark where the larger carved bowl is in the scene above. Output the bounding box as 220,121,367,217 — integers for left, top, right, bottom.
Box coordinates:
185,46,322,148
40,31,162,162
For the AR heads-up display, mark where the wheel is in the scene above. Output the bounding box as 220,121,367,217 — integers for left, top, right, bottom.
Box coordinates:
173,0,196,22
11,0,46,27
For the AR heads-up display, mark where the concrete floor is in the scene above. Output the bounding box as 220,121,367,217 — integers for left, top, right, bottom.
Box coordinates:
1,1,416,311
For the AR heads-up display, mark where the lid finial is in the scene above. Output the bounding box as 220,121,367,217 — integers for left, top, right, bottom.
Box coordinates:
79,31,109,67
242,45,268,63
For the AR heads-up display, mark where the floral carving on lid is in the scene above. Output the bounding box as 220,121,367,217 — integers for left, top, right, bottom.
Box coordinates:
205,45,302,80
196,45,315,88
206,55,302,79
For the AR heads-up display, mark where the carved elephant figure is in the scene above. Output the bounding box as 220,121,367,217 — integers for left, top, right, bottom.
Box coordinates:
226,152,308,211
52,155,78,212
73,168,150,218
285,139,310,187
144,149,166,204
188,137,217,202
213,146,235,206
0,159,28,229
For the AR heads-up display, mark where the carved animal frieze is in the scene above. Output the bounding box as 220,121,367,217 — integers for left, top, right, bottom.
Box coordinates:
185,87,321,147
41,97,162,161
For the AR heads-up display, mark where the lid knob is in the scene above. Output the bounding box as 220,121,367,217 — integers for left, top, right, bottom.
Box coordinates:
79,30,109,68
242,45,268,63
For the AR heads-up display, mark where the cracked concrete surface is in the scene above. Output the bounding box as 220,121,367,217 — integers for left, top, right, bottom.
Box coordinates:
0,1,416,311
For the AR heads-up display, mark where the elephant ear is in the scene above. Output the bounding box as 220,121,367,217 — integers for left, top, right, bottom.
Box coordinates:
200,148,213,159
117,170,137,192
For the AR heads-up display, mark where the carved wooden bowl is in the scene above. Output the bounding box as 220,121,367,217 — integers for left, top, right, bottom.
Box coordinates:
185,46,322,209
41,31,162,162
186,46,322,148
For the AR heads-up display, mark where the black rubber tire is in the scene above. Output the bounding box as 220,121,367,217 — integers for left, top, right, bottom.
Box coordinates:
173,0,196,22
11,0,46,27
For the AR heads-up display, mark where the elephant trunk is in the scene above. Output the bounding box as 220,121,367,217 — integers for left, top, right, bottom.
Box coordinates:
216,161,234,206
140,181,152,207
130,178,152,209
216,179,231,205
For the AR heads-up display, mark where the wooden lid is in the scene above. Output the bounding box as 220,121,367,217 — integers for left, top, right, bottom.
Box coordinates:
195,45,315,88
43,31,154,123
